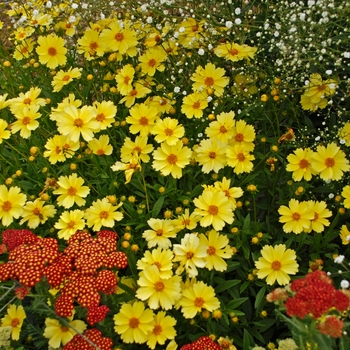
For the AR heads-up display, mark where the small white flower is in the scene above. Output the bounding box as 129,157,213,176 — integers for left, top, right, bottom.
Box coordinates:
46,1,52,8
182,91,187,95
32,10,39,16
225,21,233,29
315,136,320,141
340,139,346,145
325,69,332,75
328,193,334,199
343,52,350,58
198,48,205,55
141,4,148,11
208,44,213,50
174,87,180,93
340,280,349,289
235,18,242,25
71,3,78,9
207,96,213,102
146,16,153,24
334,255,345,264
179,26,185,33
68,15,76,23
235,8,241,15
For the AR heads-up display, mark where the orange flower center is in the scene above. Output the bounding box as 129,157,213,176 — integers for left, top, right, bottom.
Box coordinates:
194,297,205,307
208,205,218,215
100,210,109,219
235,133,244,142
271,260,282,270
22,116,31,125
204,77,214,86
153,261,161,269
33,208,41,216
2,201,12,212
55,146,62,154
155,35,161,42
317,85,326,91
299,159,309,169
167,154,177,164
148,58,157,67
115,33,124,42
133,146,141,154
11,318,20,327
230,48,239,56
207,246,216,255
164,128,173,136
220,125,227,133
61,326,69,332
67,186,77,195
124,76,131,84
21,47,28,53
67,220,76,228
23,98,31,104
62,75,71,81
186,251,194,259
97,149,105,156
90,42,98,50
48,47,57,56
129,317,139,328
313,212,319,221
237,153,245,162
156,229,163,236
209,151,216,159
192,101,201,109
96,113,105,122
325,157,335,168
153,324,162,335
139,117,149,126
130,89,137,96
292,212,300,221
74,118,84,127
154,281,165,291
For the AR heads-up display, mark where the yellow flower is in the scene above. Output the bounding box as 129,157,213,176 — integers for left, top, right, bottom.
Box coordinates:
199,230,233,271
43,134,80,164
138,47,167,76
178,281,220,318
111,155,142,184
8,87,46,115
142,218,177,249
146,95,175,115
152,140,192,178
35,34,67,69
173,233,207,277
0,185,27,226
342,185,350,209
306,200,332,233
255,244,299,285
13,38,35,60
193,188,234,231
92,100,117,131
136,265,182,309
49,93,82,122
56,105,99,142
137,247,174,279
286,148,316,181
214,42,257,62
0,304,26,340
126,103,159,136
0,93,11,110
181,92,208,119
121,136,154,163
11,105,41,139
214,177,243,210
205,111,236,143
311,142,350,181
116,64,135,95
147,311,177,349
77,28,105,60
338,122,350,146
0,119,11,143
278,198,314,234
119,82,152,108
20,198,56,229
226,144,255,174
191,63,229,97
113,301,154,344
52,67,82,92
194,138,227,174
151,117,185,145
88,134,113,156
54,209,86,240
43,313,87,348
85,197,123,231
172,208,201,231
340,225,350,245
53,173,90,208
229,119,256,151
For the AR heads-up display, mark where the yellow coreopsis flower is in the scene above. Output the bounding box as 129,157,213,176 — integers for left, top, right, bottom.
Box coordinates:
85,197,123,231
43,134,80,164
311,142,350,181
0,93,11,110
151,117,185,145
147,311,177,349
49,93,82,122
8,87,46,115
116,64,135,95
88,134,113,156
193,188,234,231
214,177,243,210
142,218,177,249
286,148,316,182
138,46,167,76
52,67,82,92
121,136,154,163
77,28,105,60
20,198,57,229
0,304,26,340
342,185,350,209
0,185,27,226
54,209,86,240
53,173,90,208
114,301,154,344
338,122,350,146
92,100,117,131
119,82,152,108
0,119,11,143
173,233,207,277
199,230,233,272
181,92,209,119
126,103,158,136
255,244,299,285
35,34,67,69
191,63,229,97
172,208,201,231
152,140,192,178
278,198,314,234
178,281,220,318
229,119,256,151
111,155,142,184
205,111,236,143
11,105,41,139
306,200,332,233
136,265,182,309
194,138,227,174
226,144,255,174
13,38,35,60
214,42,257,62
340,225,350,245
43,312,87,348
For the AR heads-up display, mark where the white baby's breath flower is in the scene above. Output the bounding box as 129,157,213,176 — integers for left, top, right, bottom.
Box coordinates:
334,255,345,264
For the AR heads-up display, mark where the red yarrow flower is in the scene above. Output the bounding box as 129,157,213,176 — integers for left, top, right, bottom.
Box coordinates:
180,336,221,350
63,328,113,350
87,305,110,326
318,316,344,338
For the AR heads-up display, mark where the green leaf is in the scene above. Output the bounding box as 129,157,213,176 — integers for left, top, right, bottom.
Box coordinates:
149,195,165,217
254,286,267,312
226,297,249,310
215,279,240,293
243,329,254,349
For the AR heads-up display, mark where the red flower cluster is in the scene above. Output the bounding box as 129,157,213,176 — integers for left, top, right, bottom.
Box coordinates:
63,328,113,350
2,229,38,251
180,336,222,350
285,270,350,319
317,315,344,338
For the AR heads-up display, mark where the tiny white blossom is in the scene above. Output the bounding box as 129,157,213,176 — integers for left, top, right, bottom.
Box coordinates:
340,280,349,289
235,18,242,25
71,3,78,9
235,8,241,15
198,48,205,55
208,44,213,50
32,10,39,16
174,87,180,93
146,16,153,24
325,69,332,75
182,91,187,95
46,1,52,8
225,21,233,29
343,52,350,58
328,193,334,199
207,96,213,102
334,255,345,264
179,27,185,33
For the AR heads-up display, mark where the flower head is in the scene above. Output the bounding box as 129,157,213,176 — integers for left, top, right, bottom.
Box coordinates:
52,67,82,92
36,34,67,69
142,218,177,249
205,111,235,143
341,185,350,209
151,117,185,145
54,209,86,240
11,105,41,139
0,185,27,226
181,92,208,119
88,134,113,156
0,304,26,340
0,119,11,143
286,148,316,181
126,103,158,136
